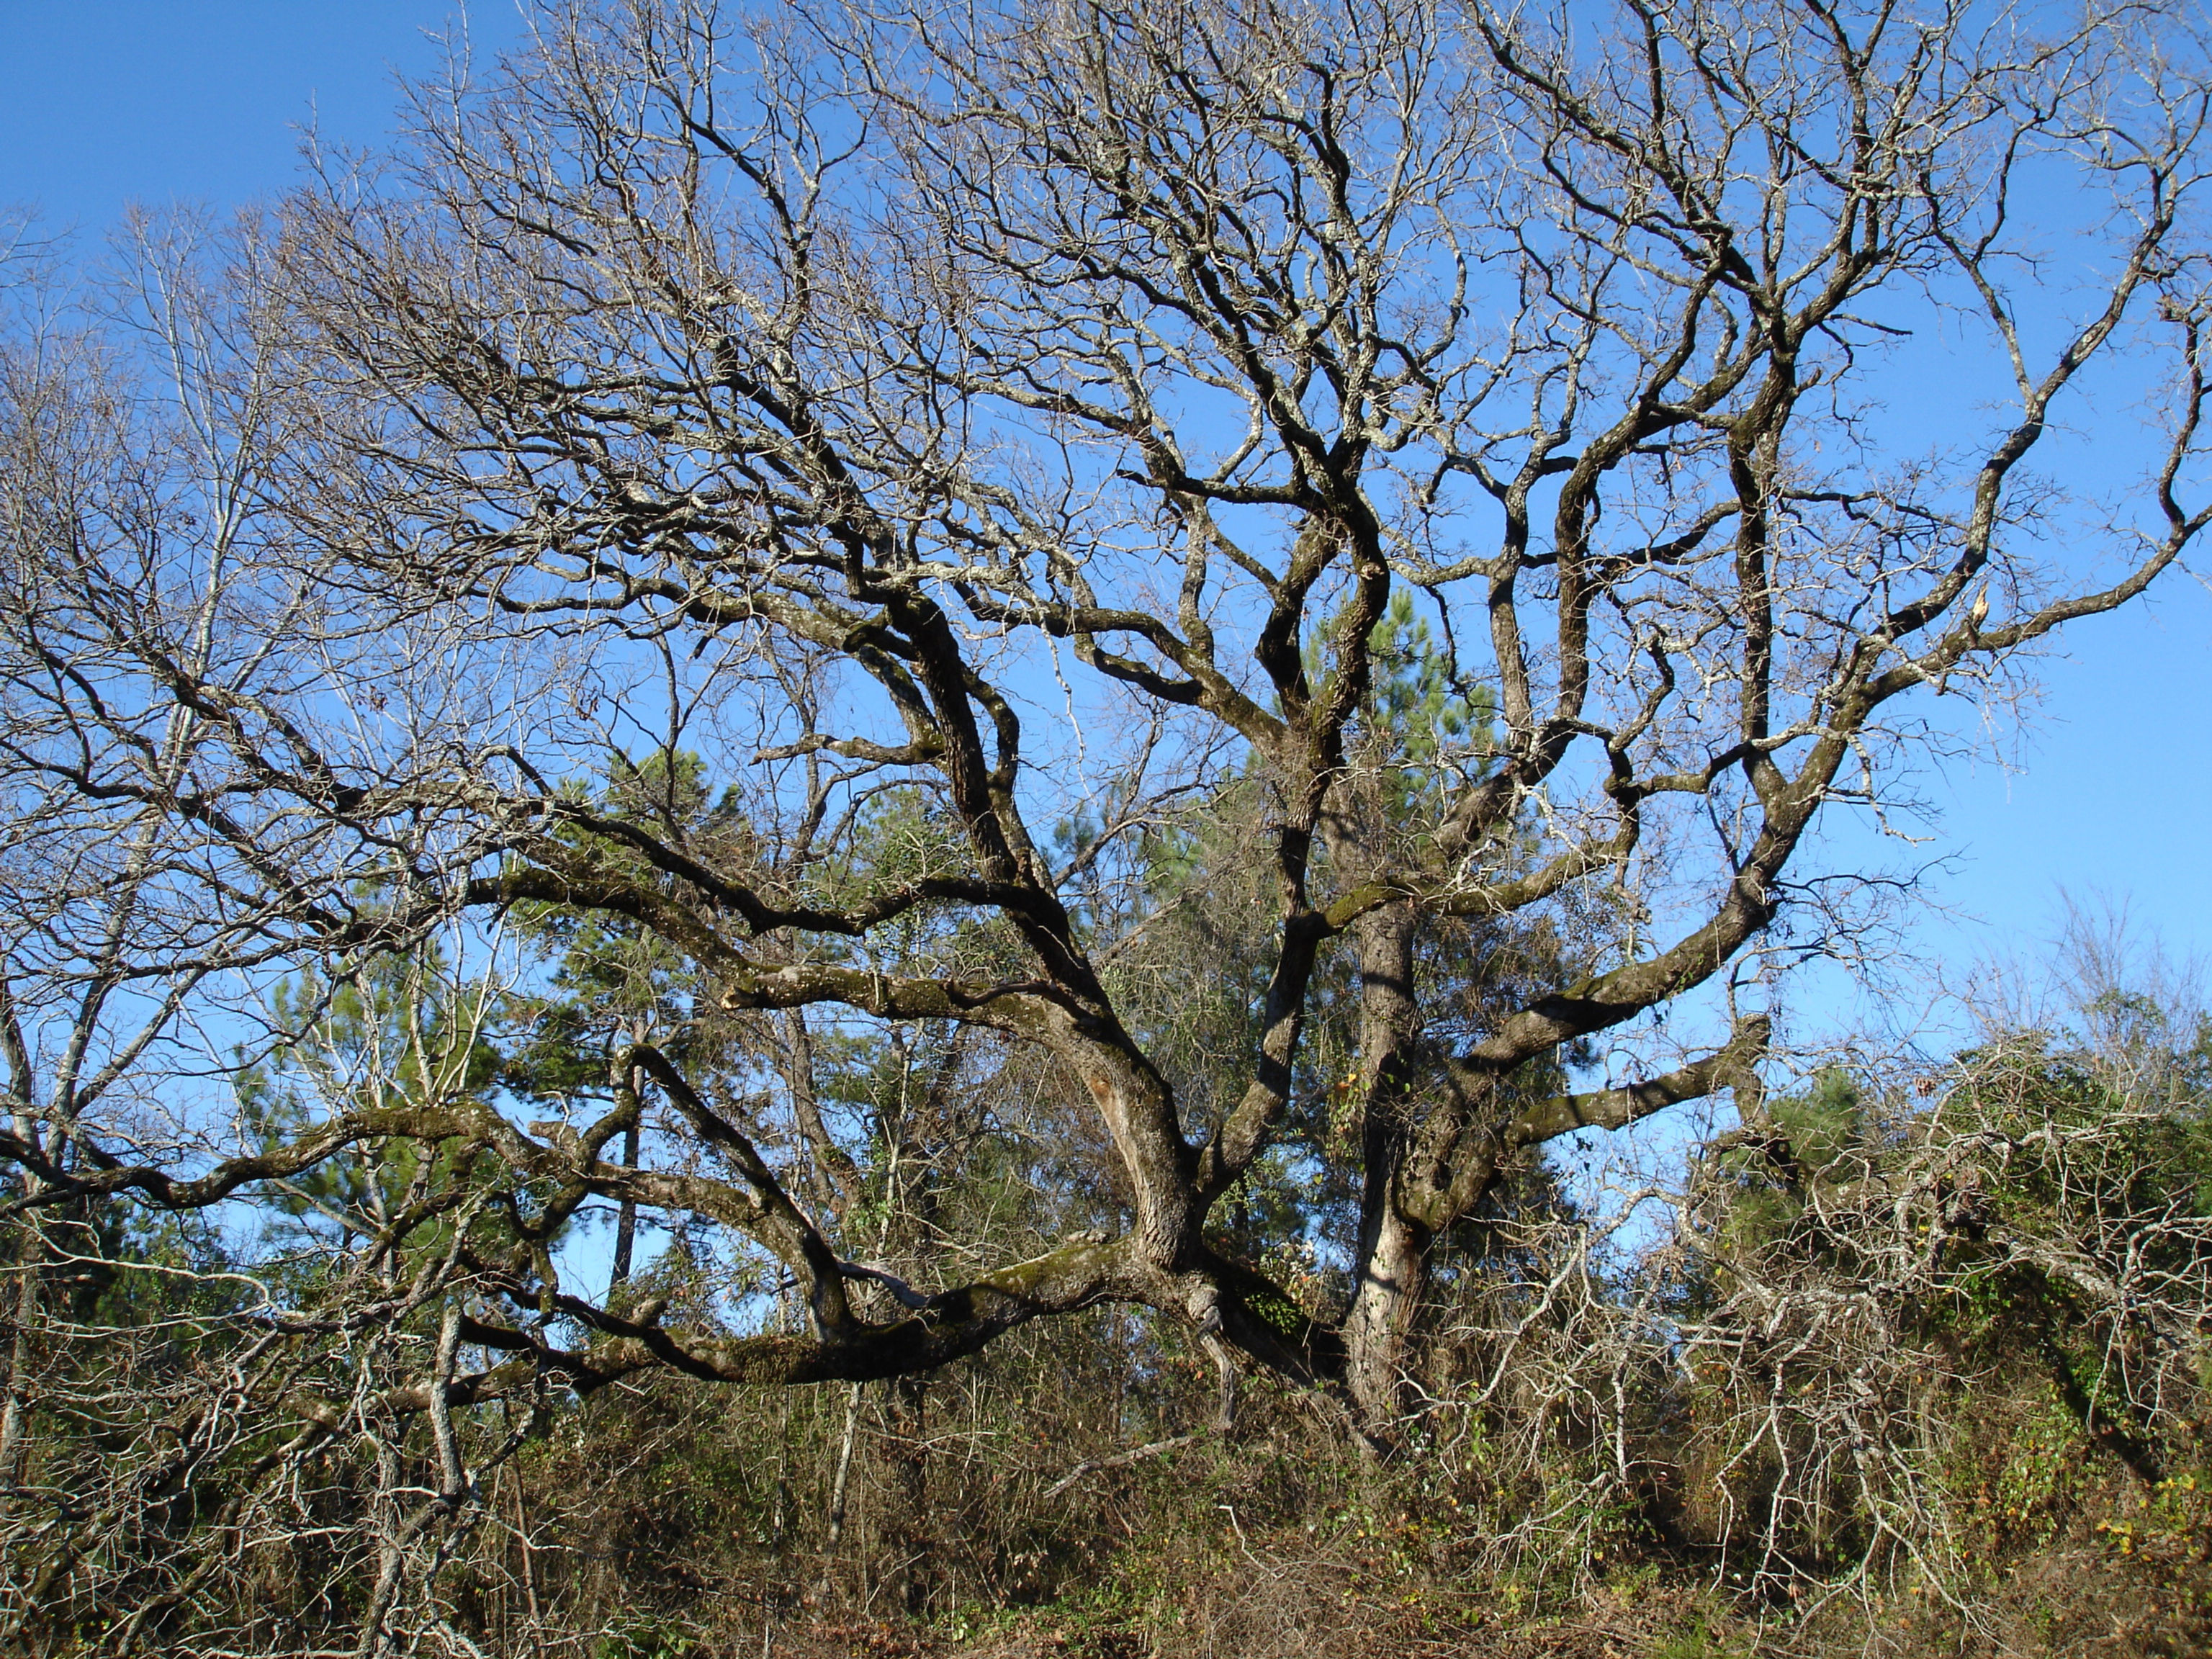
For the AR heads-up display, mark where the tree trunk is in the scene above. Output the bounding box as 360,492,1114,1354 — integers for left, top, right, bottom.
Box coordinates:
1344,1200,1430,1436
608,1117,640,1294
0,1220,40,1489
825,1382,861,1547
1340,902,1431,1439
610,1041,645,1296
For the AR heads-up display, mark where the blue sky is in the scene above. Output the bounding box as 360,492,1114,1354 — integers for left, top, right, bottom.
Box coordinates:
0,4,521,232
6,2,2207,1043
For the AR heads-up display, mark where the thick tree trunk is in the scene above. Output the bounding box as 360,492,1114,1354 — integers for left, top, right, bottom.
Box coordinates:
1344,1201,1430,1434
1340,903,1431,1438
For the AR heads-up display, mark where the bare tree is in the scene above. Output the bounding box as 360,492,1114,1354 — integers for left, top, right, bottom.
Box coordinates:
6,0,2211,1533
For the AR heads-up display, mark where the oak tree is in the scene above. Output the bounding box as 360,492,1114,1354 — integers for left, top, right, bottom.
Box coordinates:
7,0,2212,1460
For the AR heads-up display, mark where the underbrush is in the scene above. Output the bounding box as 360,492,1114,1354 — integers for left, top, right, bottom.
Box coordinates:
483,1354,2212,1659
11,1038,2212,1655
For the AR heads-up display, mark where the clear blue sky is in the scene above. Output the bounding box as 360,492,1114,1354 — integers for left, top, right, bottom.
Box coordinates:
0,4,521,233
6,2,2206,1039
